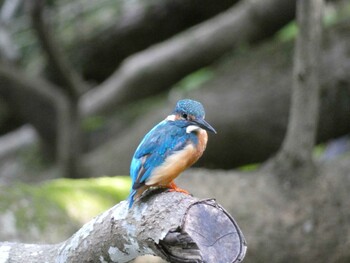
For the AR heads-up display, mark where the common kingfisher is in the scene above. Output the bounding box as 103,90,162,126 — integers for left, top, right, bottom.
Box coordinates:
128,99,216,208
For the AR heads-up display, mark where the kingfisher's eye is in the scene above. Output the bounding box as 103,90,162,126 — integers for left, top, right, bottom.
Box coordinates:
182,113,188,119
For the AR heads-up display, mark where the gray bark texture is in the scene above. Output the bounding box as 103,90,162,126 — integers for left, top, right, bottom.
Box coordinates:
0,191,246,263
73,0,237,82
1,156,349,262
287,0,323,155
264,0,324,179
176,156,350,262
29,0,87,178
0,0,295,144
0,63,80,177
80,0,295,116
81,21,350,175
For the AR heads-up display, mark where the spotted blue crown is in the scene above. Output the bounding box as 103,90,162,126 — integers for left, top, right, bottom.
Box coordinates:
173,99,205,118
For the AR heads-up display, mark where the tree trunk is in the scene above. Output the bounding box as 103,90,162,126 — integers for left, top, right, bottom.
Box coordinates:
0,191,246,263
287,0,323,157
56,98,82,178
28,0,86,178
0,63,81,178
264,0,324,181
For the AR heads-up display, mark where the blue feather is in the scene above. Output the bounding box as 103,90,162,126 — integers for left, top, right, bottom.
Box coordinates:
127,99,215,208
128,190,137,208
128,119,198,207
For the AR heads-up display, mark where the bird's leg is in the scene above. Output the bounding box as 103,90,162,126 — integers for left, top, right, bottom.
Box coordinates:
167,181,190,195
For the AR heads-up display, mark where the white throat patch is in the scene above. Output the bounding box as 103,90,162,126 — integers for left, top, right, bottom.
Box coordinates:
166,114,176,121
186,125,201,133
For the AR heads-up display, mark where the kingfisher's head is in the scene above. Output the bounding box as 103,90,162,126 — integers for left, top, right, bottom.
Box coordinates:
167,99,216,134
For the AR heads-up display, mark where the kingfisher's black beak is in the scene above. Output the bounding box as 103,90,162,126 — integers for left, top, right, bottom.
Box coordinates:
193,118,217,134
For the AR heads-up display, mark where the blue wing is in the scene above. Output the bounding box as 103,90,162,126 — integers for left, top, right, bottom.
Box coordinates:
130,120,192,189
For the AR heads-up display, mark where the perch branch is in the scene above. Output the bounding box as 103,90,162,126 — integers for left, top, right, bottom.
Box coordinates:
0,191,246,263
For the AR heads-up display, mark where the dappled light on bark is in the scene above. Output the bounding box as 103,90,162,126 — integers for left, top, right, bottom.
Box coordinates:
0,191,246,263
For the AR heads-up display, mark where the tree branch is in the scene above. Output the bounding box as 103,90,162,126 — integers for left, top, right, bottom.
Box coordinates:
0,62,66,114
28,0,86,177
80,0,295,116
0,0,21,62
28,0,86,99
0,62,78,178
1,0,296,144
0,125,37,161
0,191,246,263
75,0,237,82
81,21,350,175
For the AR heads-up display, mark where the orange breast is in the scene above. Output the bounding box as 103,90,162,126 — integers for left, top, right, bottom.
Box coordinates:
146,129,208,187
194,129,208,162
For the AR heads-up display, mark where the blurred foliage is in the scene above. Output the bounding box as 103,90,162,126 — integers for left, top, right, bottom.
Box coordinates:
275,0,350,43
313,143,326,159
0,176,131,232
275,21,298,42
237,144,330,172
238,163,259,172
324,0,350,26
173,67,215,93
82,116,106,132
11,0,123,70
6,0,350,75
19,143,50,171
40,176,130,222
9,0,180,71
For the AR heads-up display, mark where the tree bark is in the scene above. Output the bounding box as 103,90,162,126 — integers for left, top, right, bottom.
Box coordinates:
72,0,237,82
27,0,88,178
264,0,324,180
0,0,21,62
28,0,86,98
1,21,350,179
1,156,350,262
287,0,323,156
0,191,246,263
2,10,350,178
81,0,296,116
176,156,350,262
81,23,350,175
0,0,296,155
0,125,37,161
0,63,76,178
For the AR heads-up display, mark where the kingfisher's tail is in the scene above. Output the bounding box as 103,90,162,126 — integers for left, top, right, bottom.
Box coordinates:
128,189,136,209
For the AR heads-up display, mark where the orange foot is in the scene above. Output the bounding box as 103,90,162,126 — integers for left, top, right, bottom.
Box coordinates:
167,181,190,195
